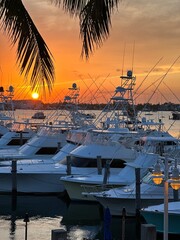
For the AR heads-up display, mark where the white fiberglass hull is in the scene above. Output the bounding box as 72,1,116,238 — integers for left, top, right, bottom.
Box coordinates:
94,183,176,216
60,152,159,202
0,162,68,193
60,172,125,202
0,163,110,194
95,196,165,217
0,172,66,193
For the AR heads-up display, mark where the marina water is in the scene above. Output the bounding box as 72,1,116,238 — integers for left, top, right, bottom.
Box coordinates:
0,195,180,240
0,109,179,240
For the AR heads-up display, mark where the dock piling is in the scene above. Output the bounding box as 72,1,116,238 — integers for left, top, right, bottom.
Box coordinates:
66,156,71,175
97,155,102,175
141,224,156,240
51,229,67,240
11,160,17,194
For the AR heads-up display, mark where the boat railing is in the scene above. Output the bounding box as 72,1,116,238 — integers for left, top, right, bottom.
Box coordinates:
0,158,59,167
81,184,119,195
14,158,58,165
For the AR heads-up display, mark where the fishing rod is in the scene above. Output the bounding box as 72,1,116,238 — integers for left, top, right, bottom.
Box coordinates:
133,56,163,97
163,82,180,103
145,55,180,105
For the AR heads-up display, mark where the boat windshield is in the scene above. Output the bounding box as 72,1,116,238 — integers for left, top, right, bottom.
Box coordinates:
37,126,68,137
84,131,118,145
66,131,87,144
84,131,137,148
60,156,126,168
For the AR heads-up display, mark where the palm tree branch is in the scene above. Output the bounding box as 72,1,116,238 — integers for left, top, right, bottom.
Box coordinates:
52,0,119,59
51,0,88,16
0,0,55,92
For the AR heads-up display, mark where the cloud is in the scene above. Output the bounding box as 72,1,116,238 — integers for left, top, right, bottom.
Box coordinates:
24,0,79,32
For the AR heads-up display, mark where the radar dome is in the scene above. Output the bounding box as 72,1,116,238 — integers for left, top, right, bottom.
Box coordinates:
72,83,77,89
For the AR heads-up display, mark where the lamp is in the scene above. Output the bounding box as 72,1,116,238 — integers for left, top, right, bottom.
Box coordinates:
151,156,180,240
169,166,180,190
152,161,164,185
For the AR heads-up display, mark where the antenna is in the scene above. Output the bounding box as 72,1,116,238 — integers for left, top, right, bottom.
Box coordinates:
0,66,2,86
121,43,126,76
131,41,135,73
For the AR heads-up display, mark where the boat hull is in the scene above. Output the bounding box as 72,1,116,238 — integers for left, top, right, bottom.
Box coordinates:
141,210,180,234
60,179,96,201
61,173,125,202
95,196,166,217
0,172,66,194
0,164,115,194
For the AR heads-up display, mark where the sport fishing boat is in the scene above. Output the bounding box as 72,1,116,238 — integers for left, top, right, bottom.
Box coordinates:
0,120,39,149
32,111,46,119
91,152,179,217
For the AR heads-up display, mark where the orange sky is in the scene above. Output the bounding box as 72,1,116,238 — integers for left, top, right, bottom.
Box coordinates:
0,0,180,104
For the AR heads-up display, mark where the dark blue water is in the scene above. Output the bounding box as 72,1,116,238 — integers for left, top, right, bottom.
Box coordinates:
0,194,179,240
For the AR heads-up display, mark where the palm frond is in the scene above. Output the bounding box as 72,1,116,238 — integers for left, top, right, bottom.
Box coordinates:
52,0,88,16
52,0,119,59
0,0,54,92
80,0,119,59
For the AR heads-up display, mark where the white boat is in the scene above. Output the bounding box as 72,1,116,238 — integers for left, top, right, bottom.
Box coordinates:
0,127,137,193
0,120,39,149
60,152,159,201
59,69,179,200
0,127,98,193
141,201,180,235
0,82,99,193
0,73,175,194
60,133,178,201
0,123,70,163
71,111,96,121
0,105,136,194
59,70,140,196
0,124,85,193
32,111,46,119
0,126,134,194
92,169,179,217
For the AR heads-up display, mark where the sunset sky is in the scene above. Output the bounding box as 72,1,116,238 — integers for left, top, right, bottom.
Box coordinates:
0,0,180,104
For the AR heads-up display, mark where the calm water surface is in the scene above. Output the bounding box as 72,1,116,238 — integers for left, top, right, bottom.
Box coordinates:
0,194,179,240
15,109,179,138
0,195,106,240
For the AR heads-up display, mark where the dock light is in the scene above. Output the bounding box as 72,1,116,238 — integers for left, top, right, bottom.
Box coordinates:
23,212,30,223
152,162,164,185
151,156,180,240
23,213,30,240
168,167,180,190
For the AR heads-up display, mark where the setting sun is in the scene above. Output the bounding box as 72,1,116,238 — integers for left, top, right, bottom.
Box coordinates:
31,92,39,99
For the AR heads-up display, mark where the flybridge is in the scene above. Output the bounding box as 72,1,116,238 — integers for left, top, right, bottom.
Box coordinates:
0,85,15,114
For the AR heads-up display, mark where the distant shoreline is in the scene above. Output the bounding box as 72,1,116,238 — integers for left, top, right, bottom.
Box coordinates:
10,100,180,111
